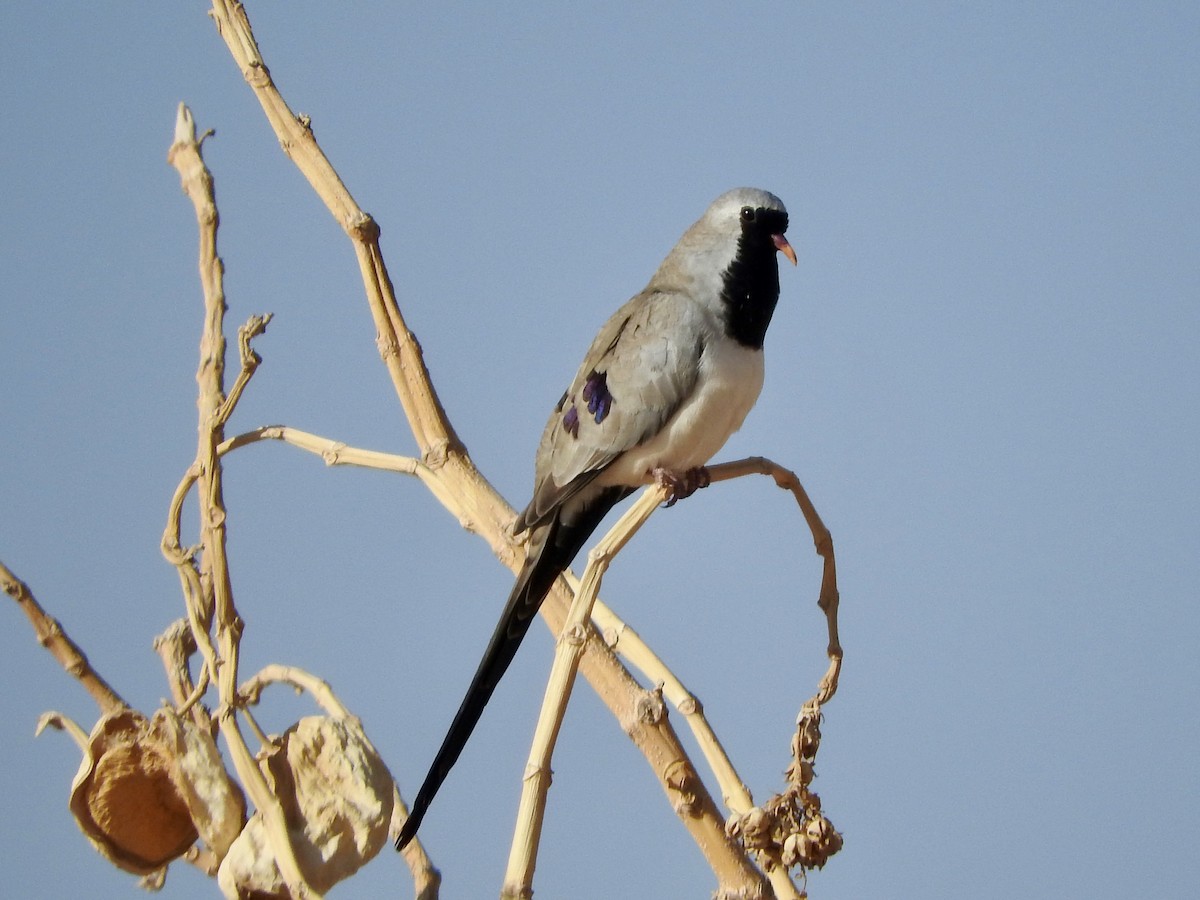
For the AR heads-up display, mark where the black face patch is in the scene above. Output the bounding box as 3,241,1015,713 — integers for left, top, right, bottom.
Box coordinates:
719,206,787,349
744,207,789,238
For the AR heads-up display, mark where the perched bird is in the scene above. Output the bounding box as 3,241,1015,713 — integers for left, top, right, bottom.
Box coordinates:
396,187,796,849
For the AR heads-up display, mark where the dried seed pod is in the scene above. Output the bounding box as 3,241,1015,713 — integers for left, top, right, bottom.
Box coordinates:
217,715,394,899
781,831,803,868
785,758,814,787
793,714,822,759
60,707,246,878
794,813,842,869
155,708,246,859
66,710,197,876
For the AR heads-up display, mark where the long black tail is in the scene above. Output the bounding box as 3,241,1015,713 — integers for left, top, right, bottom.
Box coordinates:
395,489,629,849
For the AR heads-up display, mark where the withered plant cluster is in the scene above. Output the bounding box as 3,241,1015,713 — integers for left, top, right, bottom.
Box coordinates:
1,3,843,898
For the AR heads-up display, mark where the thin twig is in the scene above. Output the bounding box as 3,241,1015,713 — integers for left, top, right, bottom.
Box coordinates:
706,457,842,703
215,313,273,426
504,457,836,898
503,485,665,896
1,560,128,716
35,711,92,751
239,663,350,719
167,102,321,900
152,618,214,730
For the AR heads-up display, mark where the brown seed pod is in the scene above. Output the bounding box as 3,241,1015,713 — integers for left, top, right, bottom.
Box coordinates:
216,715,394,898
66,710,197,876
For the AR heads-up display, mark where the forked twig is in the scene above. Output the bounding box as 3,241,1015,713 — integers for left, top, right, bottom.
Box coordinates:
503,485,666,896
506,456,840,898
707,457,842,703
166,103,321,900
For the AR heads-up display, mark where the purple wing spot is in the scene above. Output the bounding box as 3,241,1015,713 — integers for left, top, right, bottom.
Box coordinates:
562,403,580,439
582,370,613,424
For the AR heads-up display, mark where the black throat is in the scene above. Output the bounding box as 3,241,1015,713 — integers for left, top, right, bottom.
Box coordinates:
718,212,786,349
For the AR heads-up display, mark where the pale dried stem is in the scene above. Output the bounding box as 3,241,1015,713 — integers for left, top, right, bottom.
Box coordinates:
503,485,665,896
390,786,442,899
35,711,91,751
1,560,128,716
216,313,273,424
152,618,214,729
153,619,197,710
504,457,834,900
167,103,321,900
594,457,839,893
589,607,749,804
208,0,456,454
238,663,350,719
706,457,842,704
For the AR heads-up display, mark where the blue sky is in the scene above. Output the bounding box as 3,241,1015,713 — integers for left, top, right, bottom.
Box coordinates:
2,3,1198,898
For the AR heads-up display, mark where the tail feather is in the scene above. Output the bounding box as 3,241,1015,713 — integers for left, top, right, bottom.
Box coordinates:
395,487,629,850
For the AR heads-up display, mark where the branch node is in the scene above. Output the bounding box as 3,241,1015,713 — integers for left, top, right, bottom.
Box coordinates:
559,623,588,647
321,442,348,465
634,685,667,726
350,212,379,242
243,60,271,88
375,332,401,361
664,759,700,816
422,439,451,469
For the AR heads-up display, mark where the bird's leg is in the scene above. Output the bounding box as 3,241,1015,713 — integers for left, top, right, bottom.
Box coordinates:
651,465,712,507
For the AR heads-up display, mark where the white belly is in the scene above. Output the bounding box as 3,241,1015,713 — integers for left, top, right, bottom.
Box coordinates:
599,339,764,486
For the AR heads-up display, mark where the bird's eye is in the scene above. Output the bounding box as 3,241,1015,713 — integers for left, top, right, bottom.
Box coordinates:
740,206,756,223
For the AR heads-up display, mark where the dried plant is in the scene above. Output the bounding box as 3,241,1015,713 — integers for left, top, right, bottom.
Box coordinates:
0,2,843,897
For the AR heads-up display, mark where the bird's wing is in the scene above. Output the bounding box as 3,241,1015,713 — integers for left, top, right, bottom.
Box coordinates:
516,289,708,531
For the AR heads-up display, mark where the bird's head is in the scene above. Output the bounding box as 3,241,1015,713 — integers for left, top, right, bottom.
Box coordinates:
703,187,796,262
660,187,795,286
657,187,796,347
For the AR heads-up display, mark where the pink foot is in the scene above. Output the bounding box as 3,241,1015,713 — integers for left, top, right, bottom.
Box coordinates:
652,466,711,507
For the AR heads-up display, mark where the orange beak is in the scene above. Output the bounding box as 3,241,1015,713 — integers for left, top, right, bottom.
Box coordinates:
773,233,798,266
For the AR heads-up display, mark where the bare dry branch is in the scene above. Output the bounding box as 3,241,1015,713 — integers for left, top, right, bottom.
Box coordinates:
505,456,842,898
208,0,462,456
167,101,321,900
35,710,91,750
1,561,128,716
504,485,668,896
706,457,842,704
152,618,215,731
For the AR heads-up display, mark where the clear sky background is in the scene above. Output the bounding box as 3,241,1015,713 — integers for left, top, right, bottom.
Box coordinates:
2,3,1197,898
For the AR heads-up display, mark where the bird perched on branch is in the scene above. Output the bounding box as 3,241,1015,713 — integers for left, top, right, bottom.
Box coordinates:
396,187,796,849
